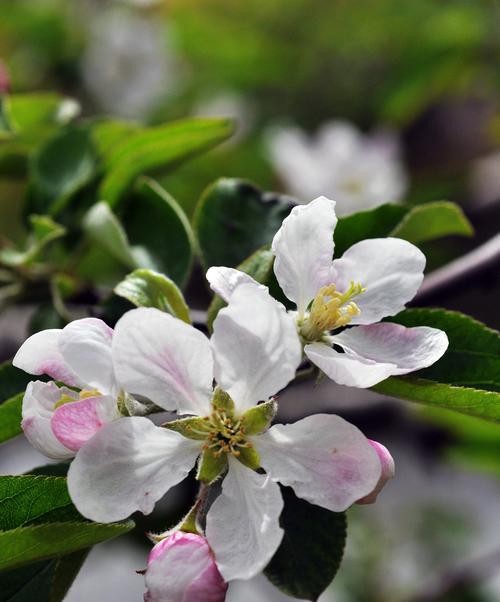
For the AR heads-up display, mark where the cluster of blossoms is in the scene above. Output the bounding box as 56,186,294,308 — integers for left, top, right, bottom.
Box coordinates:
14,197,447,601
267,120,408,216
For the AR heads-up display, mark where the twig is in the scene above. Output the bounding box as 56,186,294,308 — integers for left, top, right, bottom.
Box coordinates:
414,233,500,305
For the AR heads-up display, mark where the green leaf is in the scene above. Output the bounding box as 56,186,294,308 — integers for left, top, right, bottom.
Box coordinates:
0,550,88,602
83,202,138,270
29,125,97,216
4,93,79,133
389,201,473,243
0,476,80,530
99,117,234,207
334,202,473,256
264,487,347,601
194,178,294,269
206,246,275,331
0,215,66,267
0,394,23,445
334,204,406,256
0,520,132,571
90,119,139,159
389,309,500,391
0,476,134,571
114,268,191,323
373,309,500,421
121,177,195,287
373,377,500,422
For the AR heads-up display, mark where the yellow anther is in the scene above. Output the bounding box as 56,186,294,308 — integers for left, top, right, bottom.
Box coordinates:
300,281,365,341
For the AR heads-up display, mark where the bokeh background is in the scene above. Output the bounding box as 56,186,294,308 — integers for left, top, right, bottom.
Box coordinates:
1,1,500,601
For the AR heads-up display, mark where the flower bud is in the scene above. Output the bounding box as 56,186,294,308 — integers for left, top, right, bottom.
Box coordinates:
356,440,395,505
144,531,227,602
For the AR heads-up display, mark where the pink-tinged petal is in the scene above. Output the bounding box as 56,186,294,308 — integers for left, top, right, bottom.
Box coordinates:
206,266,261,303
51,395,119,452
144,531,227,602
13,330,80,387
59,318,116,394
272,196,337,316
112,308,213,416
331,238,425,324
257,414,381,512
357,440,395,505
211,283,301,412
333,322,449,376
21,381,76,459
305,342,395,388
206,458,284,582
67,417,201,523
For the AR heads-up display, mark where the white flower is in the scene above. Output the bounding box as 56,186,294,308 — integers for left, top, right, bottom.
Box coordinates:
13,318,121,459
207,196,449,389
67,293,382,582
81,9,180,119
267,120,408,216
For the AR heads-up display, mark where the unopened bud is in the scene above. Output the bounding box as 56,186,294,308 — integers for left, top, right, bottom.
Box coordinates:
144,531,227,602
356,440,395,505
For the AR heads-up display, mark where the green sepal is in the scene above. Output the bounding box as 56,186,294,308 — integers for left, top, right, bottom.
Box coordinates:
211,388,235,414
197,450,228,483
163,417,210,440
177,503,202,535
242,400,277,435
236,446,261,470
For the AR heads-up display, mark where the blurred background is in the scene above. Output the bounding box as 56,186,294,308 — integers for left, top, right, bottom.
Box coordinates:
1,0,500,600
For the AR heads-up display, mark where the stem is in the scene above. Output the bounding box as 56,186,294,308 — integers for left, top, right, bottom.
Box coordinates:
414,232,500,305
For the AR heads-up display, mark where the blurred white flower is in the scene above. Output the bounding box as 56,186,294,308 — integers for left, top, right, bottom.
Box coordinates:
81,9,180,119
469,150,500,207
267,120,408,216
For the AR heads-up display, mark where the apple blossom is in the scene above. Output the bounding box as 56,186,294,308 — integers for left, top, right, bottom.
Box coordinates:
266,120,408,216
67,293,385,582
207,196,449,389
13,318,123,459
144,531,227,602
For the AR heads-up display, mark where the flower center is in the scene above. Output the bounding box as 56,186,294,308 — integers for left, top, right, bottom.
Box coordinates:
299,281,365,342
203,408,252,459
54,388,101,409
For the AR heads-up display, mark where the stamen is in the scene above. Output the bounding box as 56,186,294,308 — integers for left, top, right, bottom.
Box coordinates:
300,281,365,341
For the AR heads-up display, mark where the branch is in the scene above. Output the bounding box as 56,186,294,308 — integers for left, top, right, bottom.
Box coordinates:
414,233,500,305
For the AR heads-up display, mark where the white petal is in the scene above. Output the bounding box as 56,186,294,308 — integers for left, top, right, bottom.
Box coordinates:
13,330,80,387
67,417,200,523
211,284,301,412
271,196,337,315
331,238,425,324
304,342,395,388
206,458,284,581
257,414,381,511
112,308,213,415
333,322,449,376
21,381,76,459
59,318,116,394
206,266,260,303
51,394,119,452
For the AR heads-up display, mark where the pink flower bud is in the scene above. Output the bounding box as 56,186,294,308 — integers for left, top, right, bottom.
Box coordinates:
356,440,395,505
144,531,227,602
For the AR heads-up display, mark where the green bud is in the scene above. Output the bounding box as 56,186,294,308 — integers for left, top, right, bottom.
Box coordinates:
235,445,261,470
242,399,277,435
197,449,228,483
163,417,210,440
